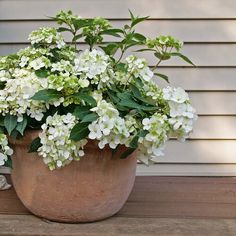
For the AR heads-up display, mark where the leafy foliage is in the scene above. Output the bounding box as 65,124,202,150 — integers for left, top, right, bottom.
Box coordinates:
31,89,63,102
0,9,197,169
4,115,17,135
70,122,90,141
28,137,42,153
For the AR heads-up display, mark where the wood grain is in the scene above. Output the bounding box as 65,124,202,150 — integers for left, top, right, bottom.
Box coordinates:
3,176,236,218
137,164,236,176
2,215,236,236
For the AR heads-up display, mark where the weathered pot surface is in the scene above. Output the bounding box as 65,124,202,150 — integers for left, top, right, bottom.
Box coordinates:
10,130,137,222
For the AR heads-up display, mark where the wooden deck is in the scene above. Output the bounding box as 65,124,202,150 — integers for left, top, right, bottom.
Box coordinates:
2,176,236,235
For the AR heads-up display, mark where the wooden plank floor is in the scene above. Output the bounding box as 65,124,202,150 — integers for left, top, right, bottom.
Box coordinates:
2,176,236,235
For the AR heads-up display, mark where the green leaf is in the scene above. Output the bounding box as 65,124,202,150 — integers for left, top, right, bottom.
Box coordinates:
131,16,149,28
130,84,142,98
154,73,169,83
10,129,21,140
73,106,91,120
16,117,27,135
130,130,148,149
100,43,119,56
4,114,17,135
72,33,83,42
81,113,98,123
0,116,4,126
154,52,171,60
72,18,93,30
31,89,63,102
73,92,97,107
120,148,136,159
117,91,133,100
4,158,12,168
139,130,149,138
28,137,42,153
35,69,49,78
57,27,73,33
171,52,195,66
133,33,146,42
100,29,123,37
130,135,139,148
0,81,6,90
130,84,155,106
129,9,135,20
70,122,90,141
119,96,157,111
0,127,4,134
116,62,126,72
135,48,156,52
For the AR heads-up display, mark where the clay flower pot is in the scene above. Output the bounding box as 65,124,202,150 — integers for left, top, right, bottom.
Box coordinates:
10,130,137,222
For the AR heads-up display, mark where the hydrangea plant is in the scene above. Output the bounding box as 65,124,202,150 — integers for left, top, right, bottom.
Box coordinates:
0,10,197,170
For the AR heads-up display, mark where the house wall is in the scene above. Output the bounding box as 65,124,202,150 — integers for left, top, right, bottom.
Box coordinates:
1,0,236,175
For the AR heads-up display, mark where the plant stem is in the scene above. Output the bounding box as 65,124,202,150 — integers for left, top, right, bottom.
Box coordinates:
152,59,162,71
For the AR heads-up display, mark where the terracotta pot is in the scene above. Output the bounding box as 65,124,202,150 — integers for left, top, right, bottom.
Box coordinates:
10,130,137,222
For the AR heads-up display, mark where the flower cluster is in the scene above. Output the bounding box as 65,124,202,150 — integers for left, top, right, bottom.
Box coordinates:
0,69,47,121
28,27,65,49
163,87,197,140
74,49,113,89
125,55,153,82
146,36,183,51
88,100,131,149
138,114,169,164
0,134,13,166
38,113,87,170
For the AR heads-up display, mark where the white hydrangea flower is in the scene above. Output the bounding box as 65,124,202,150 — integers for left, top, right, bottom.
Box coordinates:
0,70,11,82
51,60,72,73
137,113,169,165
163,86,197,140
74,49,109,79
0,134,13,166
38,113,87,170
91,91,103,103
0,69,47,121
143,80,162,101
29,57,51,70
125,55,153,82
163,86,189,103
19,56,29,67
88,100,131,149
78,78,90,88
28,27,65,49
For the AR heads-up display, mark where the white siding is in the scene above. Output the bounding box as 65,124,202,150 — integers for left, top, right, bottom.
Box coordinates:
0,0,236,176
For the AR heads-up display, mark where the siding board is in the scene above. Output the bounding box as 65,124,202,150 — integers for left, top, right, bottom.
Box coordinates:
137,164,236,176
190,92,236,115
1,44,236,67
154,140,236,163
190,116,236,139
1,0,236,19
155,68,236,91
2,20,236,43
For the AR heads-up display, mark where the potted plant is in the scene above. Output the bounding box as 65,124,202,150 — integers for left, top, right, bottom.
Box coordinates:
0,10,197,222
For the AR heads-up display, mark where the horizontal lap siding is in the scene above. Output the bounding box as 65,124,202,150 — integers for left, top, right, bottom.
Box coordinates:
1,44,236,66
0,0,236,175
1,0,236,19
2,20,236,42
